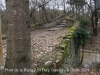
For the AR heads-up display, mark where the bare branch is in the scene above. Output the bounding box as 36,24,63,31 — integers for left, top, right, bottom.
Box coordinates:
30,0,52,18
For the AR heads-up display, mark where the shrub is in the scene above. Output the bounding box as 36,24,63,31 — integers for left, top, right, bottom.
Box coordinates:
73,18,91,55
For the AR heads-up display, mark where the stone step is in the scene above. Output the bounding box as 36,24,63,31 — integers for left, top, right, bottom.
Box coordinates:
58,22,66,25
47,28,61,31
59,23,66,25
57,25,66,27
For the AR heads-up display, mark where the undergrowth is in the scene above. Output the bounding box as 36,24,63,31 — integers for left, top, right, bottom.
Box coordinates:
73,18,91,65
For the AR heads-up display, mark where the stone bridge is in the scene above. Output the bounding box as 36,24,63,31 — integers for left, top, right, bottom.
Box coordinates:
2,14,80,75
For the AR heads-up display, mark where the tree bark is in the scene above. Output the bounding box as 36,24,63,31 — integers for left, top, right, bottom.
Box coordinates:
0,13,4,67
4,0,32,75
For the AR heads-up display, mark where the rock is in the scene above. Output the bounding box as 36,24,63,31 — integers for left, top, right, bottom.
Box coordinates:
57,56,62,60
92,62,100,69
0,66,4,70
55,59,60,63
44,61,52,66
58,53,63,56
83,63,92,68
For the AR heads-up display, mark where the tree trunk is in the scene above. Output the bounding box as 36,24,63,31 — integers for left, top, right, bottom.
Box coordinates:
4,0,32,75
91,10,98,36
75,45,80,67
94,10,98,35
72,5,75,14
0,13,4,67
91,12,95,35
82,6,84,17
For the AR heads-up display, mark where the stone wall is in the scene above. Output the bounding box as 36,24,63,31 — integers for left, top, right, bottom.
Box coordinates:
31,14,66,31
60,21,80,75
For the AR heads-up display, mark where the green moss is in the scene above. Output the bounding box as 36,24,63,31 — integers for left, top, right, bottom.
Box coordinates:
31,24,35,27
70,26,76,31
65,33,72,37
64,27,76,40
66,35,72,39
58,17,79,69
59,26,76,50
2,35,7,40
59,40,69,50
57,54,63,59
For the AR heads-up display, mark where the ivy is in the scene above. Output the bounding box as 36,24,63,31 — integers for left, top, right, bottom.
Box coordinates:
73,18,91,55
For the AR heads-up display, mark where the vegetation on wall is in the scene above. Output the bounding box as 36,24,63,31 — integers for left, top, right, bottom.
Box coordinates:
59,26,76,59
73,18,91,65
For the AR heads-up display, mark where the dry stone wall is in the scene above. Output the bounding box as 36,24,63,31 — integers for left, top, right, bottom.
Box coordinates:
31,14,66,31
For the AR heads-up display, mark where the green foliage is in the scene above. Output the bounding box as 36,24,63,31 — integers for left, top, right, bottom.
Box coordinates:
74,28,91,45
76,17,89,28
68,0,86,6
73,18,91,55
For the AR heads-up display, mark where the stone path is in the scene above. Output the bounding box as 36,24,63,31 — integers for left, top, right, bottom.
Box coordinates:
2,20,69,69
31,20,69,68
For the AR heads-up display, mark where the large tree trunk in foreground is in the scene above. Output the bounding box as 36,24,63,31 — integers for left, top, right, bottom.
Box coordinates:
3,0,32,75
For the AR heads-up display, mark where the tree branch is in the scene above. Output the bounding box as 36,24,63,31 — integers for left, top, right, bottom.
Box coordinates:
30,0,52,18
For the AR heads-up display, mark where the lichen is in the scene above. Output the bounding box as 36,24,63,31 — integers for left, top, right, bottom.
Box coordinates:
2,35,7,40
70,27,76,31
31,24,35,27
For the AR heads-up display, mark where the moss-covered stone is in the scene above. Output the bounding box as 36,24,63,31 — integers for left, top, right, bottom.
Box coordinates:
2,35,7,40
31,24,35,26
